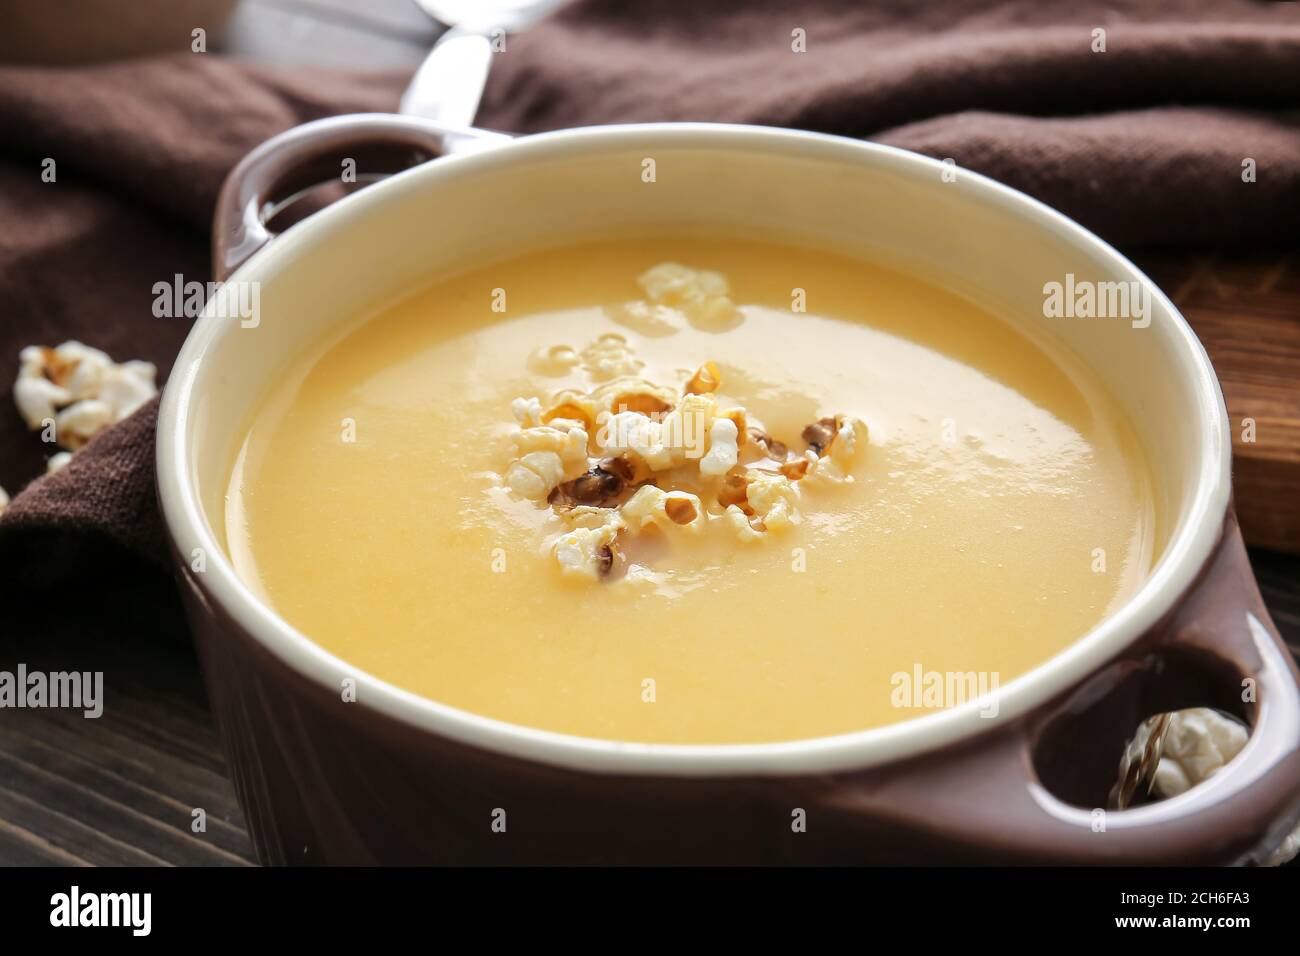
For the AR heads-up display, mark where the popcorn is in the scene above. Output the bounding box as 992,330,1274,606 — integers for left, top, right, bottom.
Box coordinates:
511,396,543,427
504,420,591,499
541,389,602,431
715,472,801,534
620,485,703,533
748,427,788,461
496,265,870,582
805,415,868,485
779,457,809,480
562,505,627,530
719,407,747,445
13,342,157,450
638,263,741,329
506,451,568,500
597,410,670,465
508,354,868,568
14,373,71,430
699,417,739,476
655,392,716,467
0,485,8,515
594,377,676,417
513,423,589,469
717,472,753,514
1152,708,1249,800
25,341,112,400
55,399,114,450
639,262,729,304
98,361,156,421
47,452,73,474
831,416,867,465
745,473,800,530
581,333,644,381
724,504,764,543
553,509,625,581
1149,707,1300,866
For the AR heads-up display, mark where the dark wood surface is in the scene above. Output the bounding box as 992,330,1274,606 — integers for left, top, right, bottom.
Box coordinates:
1,0,1298,867
1140,249,1300,554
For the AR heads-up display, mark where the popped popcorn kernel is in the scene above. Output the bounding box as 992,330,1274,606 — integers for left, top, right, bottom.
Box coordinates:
54,399,113,450
506,451,567,500
621,485,704,533
98,360,156,422
724,504,764,543
720,407,747,445
748,427,788,461
805,415,868,485
1152,707,1250,799
658,391,717,464
561,505,628,531
511,396,543,427
779,457,809,480
596,410,669,464
746,473,801,530
513,423,589,473
639,262,727,306
12,342,157,451
541,390,601,431
592,376,677,417
637,263,742,330
554,524,621,580
553,508,625,581
14,373,71,430
581,333,644,381
717,471,753,515
699,416,739,476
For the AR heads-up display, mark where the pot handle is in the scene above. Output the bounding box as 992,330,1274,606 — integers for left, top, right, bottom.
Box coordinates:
212,114,512,281
816,512,1300,864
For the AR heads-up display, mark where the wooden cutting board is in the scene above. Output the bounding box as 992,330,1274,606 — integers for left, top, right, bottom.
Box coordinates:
1138,248,1300,555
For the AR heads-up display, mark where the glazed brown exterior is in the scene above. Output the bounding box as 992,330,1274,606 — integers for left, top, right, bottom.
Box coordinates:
174,510,1300,865
211,115,475,280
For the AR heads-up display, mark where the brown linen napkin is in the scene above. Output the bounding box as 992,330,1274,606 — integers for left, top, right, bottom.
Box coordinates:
481,0,1300,246
0,55,401,590
2,0,1299,607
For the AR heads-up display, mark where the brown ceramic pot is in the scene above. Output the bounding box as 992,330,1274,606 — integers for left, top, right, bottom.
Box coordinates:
157,116,1300,864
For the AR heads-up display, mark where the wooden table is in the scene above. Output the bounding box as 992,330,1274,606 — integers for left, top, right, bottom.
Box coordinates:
2,0,1297,867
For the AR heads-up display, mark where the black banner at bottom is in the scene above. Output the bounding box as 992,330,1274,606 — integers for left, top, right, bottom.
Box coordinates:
0,866,1288,941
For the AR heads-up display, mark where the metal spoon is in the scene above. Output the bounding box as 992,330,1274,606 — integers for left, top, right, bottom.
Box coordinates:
401,0,571,128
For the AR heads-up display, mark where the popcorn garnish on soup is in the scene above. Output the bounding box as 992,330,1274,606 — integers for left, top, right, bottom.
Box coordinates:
496,269,868,583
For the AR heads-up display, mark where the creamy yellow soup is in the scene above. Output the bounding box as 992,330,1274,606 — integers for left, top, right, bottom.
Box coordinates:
225,238,1155,744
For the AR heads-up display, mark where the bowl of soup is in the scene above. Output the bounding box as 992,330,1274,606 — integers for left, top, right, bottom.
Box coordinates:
156,117,1300,864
